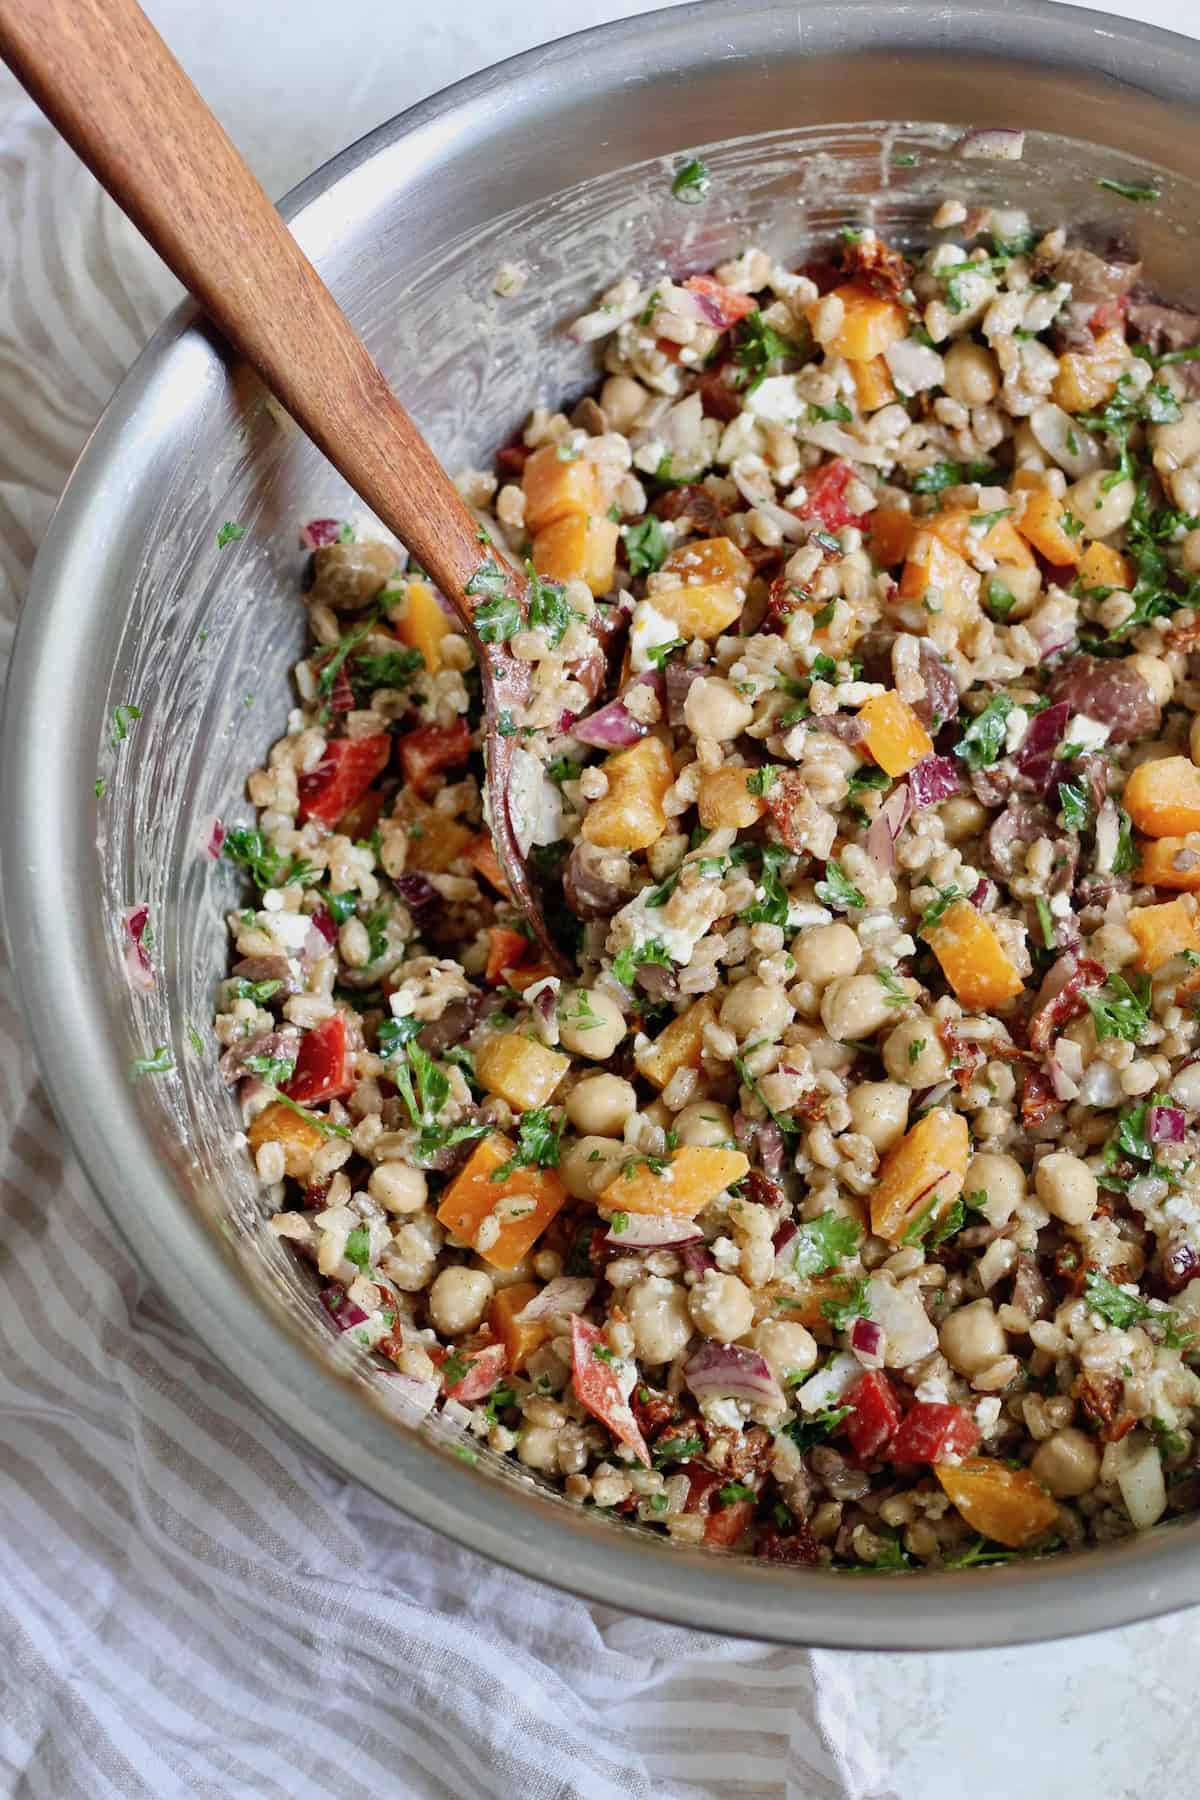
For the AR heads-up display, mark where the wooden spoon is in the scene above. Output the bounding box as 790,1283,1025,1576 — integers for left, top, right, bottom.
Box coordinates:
0,0,567,969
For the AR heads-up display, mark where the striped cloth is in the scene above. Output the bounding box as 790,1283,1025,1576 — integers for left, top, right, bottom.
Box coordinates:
2,32,1199,1798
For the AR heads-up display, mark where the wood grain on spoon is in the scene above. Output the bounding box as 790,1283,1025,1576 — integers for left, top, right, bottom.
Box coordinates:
0,0,566,968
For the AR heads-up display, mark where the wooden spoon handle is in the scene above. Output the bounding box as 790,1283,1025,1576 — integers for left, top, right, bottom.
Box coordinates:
0,0,491,607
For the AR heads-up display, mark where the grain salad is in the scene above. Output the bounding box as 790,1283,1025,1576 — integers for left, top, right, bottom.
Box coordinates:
211,196,1200,1572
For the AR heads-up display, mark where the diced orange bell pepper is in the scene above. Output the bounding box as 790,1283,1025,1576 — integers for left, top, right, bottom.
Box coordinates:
1127,897,1200,973
532,512,619,595
522,443,599,532
697,766,767,830
247,1101,325,1178
897,529,981,624
1078,540,1134,591
1137,837,1200,891
470,835,511,897
393,577,451,674
504,960,557,994
872,1110,970,1245
485,926,529,985
806,282,908,362
436,1133,568,1271
581,735,674,851
391,789,474,873
1124,755,1200,838
1051,327,1127,414
599,1145,749,1218
635,994,719,1089
858,690,934,777
931,506,1037,573
923,897,1025,1009
852,355,897,412
869,506,917,569
488,1280,552,1371
935,1458,1059,1548
654,536,753,639
1015,490,1084,566
475,1033,570,1110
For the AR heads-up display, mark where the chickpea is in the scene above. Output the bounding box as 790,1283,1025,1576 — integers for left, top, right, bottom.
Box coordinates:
1065,470,1136,539
942,338,1000,406
683,675,754,743
939,1298,1007,1376
820,971,903,1042
689,1269,755,1342
599,373,649,435
939,795,989,843
754,1318,818,1387
1151,401,1200,469
792,921,861,985
1030,1427,1101,1498
428,1265,493,1335
368,1161,428,1214
558,986,626,1059
883,1016,949,1087
309,538,396,612
847,1080,910,1151
1035,1150,1098,1226
626,1274,693,1364
1130,653,1174,709
963,1150,1026,1225
517,1422,561,1471
673,1100,735,1147
565,1073,637,1137
720,978,790,1043
561,1135,627,1201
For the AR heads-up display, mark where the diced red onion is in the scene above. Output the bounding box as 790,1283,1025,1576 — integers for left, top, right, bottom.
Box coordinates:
1015,701,1070,789
202,816,226,860
666,660,705,726
394,872,436,912
681,1240,717,1280
309,905,338,946
954,128,1026,161
532,982,558,1023
970,876,996,911
758,1121,786,1181
300,518,344,549
907,754,960,809
605,1211,702,1249
1148,1106,1186,1145
321,1284,369,1331
121,903,154,992
850,1316,886,1369
683,1342,782,1405
573,672,664,750
866,781,913,873
515,1276,596,1321
912,1080,955,1112
772,1219,799,1280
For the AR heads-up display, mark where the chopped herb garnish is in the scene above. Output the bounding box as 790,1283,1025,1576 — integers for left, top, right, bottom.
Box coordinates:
490,1107,564,1179
216,521,246,547
919,885,965,934
1095,176,1160,202
1058,780,1089,832
223,826,316,893
110,703,142,747
1085,973,1151,1044
791,1211,860,1278
623,516,670,575
814,860,866,911
808,400,853,424
547,755,583,786
1034,895,1055,951
783,1403,851,1452
743,844,791,929
747,765,780,796
1084,1271,1188,1343
874,969,909,1007
955,692,1014,771
611,938,674,990
654,1434,704,1464
820,1276,872,1332
130,1046,173,1077
733,309,803,394
670,158,711,203
526,564,574,647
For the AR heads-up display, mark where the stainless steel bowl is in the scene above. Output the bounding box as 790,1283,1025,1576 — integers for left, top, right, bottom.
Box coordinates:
7,0,1200,1648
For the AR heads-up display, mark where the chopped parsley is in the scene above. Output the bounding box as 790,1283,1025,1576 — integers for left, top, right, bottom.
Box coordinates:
344,1227,372,1273
216,521,246,547
874,969,910,1007
733,1054,798,1141
742,843,791,929
784,1402,851,1452
547,755,583,785
1058,780,1090,832
526,565,574,647
110,703,142,747
928,1197,966,1248
94,777,106,799
814,860,866,911
954,693,1014,771
670,158,711,203
1085,973,1151,1043
611,938,674,990
467,561,522,642
223,826,316,893
1112,805,1137,875
808,400,853,424
984,577,1017,621
130,1046,173,1077
349,646,425,695
645,636,688,672
1084,1270,1187,1340
1095,176,1160,202
623,517,670,575
653,1434,704,1465
790,1211,860,1278
244,1050,297,1085
733,309,803,394
747,765,780,796
187,1025,204,1057
265,1089,352,1140
918,885,965,934
718,1482,757,1505
490,1107,564,1179
1034,895,1056,951
820,1276,872,1332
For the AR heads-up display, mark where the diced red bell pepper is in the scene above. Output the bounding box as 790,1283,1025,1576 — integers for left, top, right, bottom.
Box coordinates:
889,1401,980,1465
844,1371,903,1461
799,460,866,533
396,717,472,797
496,441,529,475
309,904,338,947
683,274,758,329
570,1314,651,1467
1089,295,1128,333
796,259,841,296
297,733,391,827
485,926,529,986
438,1340,508,1404
704,1499,756,1546
283,1013,353,1105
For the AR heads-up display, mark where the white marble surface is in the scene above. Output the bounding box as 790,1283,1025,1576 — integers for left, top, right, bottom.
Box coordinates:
9,0,1200,1791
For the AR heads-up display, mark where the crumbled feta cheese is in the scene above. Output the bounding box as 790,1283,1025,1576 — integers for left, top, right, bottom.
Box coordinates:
1004,706,1029,754
262,909,313,950
743,374,804,425
1063,714,1110,752
629,599,682,674
700,1397,744,1430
